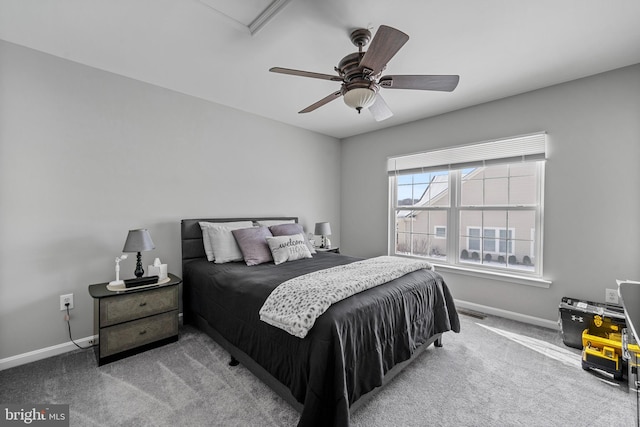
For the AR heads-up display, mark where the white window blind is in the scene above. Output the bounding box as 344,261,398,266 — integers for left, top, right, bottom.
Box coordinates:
387,132,547,174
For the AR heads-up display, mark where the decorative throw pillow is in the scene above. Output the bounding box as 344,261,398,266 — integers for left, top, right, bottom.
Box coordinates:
199,221,253,263
232,226,274,266
269,223,317,254
266,234,313,265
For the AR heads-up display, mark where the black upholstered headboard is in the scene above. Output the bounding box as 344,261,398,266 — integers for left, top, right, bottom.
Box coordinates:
180,217,298,265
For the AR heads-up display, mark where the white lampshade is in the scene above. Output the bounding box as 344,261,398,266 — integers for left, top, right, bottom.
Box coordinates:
314,222,332,236
343,88,377,111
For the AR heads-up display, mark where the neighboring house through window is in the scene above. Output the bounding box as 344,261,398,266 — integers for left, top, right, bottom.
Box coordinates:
388,133,546,278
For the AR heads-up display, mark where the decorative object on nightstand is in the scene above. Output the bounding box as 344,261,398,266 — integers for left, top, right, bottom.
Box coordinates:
122,229,155,278
148,257,168,280
109,254,129,286
314,222,332,248
88,273,181,365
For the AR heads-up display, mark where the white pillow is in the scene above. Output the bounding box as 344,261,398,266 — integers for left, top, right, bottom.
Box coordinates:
266,234,313,265
199,221,253,262
255,219,295,227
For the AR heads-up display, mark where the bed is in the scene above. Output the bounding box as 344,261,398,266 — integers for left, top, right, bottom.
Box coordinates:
181,217,460,427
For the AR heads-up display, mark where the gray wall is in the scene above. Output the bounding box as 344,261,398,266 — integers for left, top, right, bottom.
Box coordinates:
0,41,341,360
341,64,640,323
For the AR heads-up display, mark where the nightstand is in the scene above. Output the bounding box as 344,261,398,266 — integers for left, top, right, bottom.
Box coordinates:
315,247,340,254
88,273,181,366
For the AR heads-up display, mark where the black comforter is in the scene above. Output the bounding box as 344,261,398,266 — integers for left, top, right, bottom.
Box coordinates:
183,252,459,426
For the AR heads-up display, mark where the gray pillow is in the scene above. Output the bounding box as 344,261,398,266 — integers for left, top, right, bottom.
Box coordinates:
269,223,317,254
266,234,313,265
232,226,274,266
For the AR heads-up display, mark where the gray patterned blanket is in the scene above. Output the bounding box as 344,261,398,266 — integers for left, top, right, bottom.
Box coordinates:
259,255,434,338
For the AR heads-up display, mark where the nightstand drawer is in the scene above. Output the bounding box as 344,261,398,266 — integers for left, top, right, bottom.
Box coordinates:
100,286,178,326
100,310,178,357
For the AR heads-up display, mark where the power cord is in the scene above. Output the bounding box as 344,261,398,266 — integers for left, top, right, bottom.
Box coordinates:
64,303,95,350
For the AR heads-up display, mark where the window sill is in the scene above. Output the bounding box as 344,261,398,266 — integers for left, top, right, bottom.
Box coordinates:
431,263,552,288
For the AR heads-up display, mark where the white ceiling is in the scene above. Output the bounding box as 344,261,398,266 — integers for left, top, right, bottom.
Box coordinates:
1,0,639,139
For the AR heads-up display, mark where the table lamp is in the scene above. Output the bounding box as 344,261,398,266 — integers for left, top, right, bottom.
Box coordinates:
123,229,156,278
314,222,332,248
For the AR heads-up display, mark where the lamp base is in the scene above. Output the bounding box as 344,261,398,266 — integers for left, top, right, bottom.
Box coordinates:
109,280,124,286
134,252,144,278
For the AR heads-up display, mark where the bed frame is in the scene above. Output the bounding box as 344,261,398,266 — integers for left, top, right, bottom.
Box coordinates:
180,217,443,415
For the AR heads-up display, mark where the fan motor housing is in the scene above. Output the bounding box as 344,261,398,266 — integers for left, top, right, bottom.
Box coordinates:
337,52,380,83
337,53,361,81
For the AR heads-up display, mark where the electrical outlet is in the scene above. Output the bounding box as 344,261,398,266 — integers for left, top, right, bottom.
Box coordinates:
605,288,618,304
60,293,74,311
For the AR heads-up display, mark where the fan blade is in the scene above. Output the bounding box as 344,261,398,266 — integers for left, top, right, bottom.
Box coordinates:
359,25,409,76
368,95,393,122
270,67,342,81
299,91,342,113
379,75,460,92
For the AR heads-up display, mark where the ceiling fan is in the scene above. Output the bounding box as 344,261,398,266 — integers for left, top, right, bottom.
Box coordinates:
270,25,459,121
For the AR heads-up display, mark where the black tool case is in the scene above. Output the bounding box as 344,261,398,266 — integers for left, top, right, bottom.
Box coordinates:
558,297,626,349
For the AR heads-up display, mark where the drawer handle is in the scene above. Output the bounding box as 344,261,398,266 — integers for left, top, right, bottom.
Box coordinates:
139,330,147,335
139,302,147,307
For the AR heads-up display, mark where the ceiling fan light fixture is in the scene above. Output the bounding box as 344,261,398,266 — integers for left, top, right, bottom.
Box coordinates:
343,87,377,113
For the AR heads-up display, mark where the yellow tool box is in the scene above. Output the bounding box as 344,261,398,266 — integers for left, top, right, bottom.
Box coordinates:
576,303,626,379
581,321,640,383
581,324,624,380
559,297,625,349
560,296,639,385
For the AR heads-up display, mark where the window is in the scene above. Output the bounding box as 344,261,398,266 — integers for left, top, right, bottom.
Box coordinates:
388,133,546,278
395,171,449,260
467,227,514,254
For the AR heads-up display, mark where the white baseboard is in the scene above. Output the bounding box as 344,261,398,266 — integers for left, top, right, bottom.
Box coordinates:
0,335,97,371
1,313,185,371
455,299,559,330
